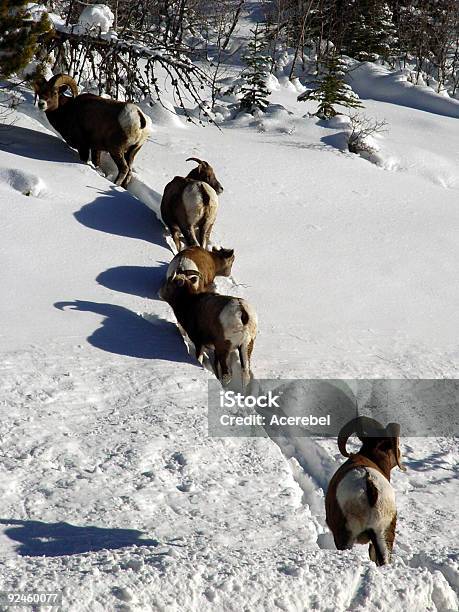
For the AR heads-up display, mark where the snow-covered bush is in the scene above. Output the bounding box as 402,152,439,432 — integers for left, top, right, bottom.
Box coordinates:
77,4,114,34
347,113,388,155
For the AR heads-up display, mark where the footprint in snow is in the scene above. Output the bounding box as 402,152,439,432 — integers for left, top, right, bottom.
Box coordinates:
0,168,46,197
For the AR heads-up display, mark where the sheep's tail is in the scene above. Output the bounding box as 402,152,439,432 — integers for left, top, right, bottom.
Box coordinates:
199,183,211,206
239,300,258,333
240,306,250,326
365,472,379,507
119,104,151,145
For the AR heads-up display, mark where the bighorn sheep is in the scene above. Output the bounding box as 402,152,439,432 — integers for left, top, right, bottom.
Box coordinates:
34,74,151,187
160,274,257,387
160,158,224,252
165,246,235,293
325,416,406,566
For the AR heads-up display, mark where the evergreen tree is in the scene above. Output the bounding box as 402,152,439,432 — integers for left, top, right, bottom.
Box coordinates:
0,0,49,79
343,0,398,62
240,23,271,113
298,55,363,119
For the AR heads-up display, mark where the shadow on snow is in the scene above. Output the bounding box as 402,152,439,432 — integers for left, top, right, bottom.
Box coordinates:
0,124,78,163
74,185,165,246
0,518,158,557
96,263,168,300
54,300,193,363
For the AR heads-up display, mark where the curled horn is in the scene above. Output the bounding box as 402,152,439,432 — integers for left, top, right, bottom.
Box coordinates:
48,74,78,97
173,272,197,287
337,416,385,457
183,269,203,279
386,422,406,471
173,268,203,280
186,157,203,165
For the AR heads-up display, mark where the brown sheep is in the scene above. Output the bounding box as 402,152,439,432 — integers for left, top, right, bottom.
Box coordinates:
34,74,151,187
160,274,257,387
325,416,406,566
160,158,224,252
165,246,235,293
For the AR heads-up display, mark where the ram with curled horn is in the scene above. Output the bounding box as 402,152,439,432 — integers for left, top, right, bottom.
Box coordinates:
325,415,406,565
161,158,224,252
34,73,151,188
162,245,235,294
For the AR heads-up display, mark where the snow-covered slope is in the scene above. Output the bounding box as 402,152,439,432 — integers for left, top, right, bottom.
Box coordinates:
0,54,458,611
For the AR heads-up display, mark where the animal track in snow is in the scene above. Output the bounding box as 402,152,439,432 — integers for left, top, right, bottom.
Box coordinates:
0,168,46,197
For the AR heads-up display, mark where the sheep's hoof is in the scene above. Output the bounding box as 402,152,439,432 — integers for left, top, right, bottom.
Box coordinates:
221,374,231,386
241,370,251,389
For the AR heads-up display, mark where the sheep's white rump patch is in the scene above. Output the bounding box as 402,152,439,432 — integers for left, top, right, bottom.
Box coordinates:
118,105,152,147
336,467,396,538
0,168,46,197
182,182,218,225
219,299,257,347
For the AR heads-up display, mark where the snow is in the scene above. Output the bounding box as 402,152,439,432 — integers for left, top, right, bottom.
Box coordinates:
0,167,46,197
76,4,114,35
139,99,187,129
0,19,458,612
348,62,459,119
25,3,48,22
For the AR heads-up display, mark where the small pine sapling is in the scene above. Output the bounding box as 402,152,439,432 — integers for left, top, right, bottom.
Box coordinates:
298,55,363,120
240,23,271,113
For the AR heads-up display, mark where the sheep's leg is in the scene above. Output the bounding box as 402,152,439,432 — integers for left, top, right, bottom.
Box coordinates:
215,341,232,385
121,144,142,187
368,529,389,566
110,151,130,187
168,226,182,252
197,223,205,248
78,146,90,163
125,144,142,169
121,174,132,188
91,149,101,167
238,342,251,389
246,339,255,381
333,527,353,550
194,342,203,365
200,219,214,249
181,226,200,248
384,515,397,562
247,339,255,359
212,350,220,379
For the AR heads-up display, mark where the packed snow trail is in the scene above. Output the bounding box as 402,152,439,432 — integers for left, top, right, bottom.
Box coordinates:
117,134,342,541
0,74,458,611
112,97,458,609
